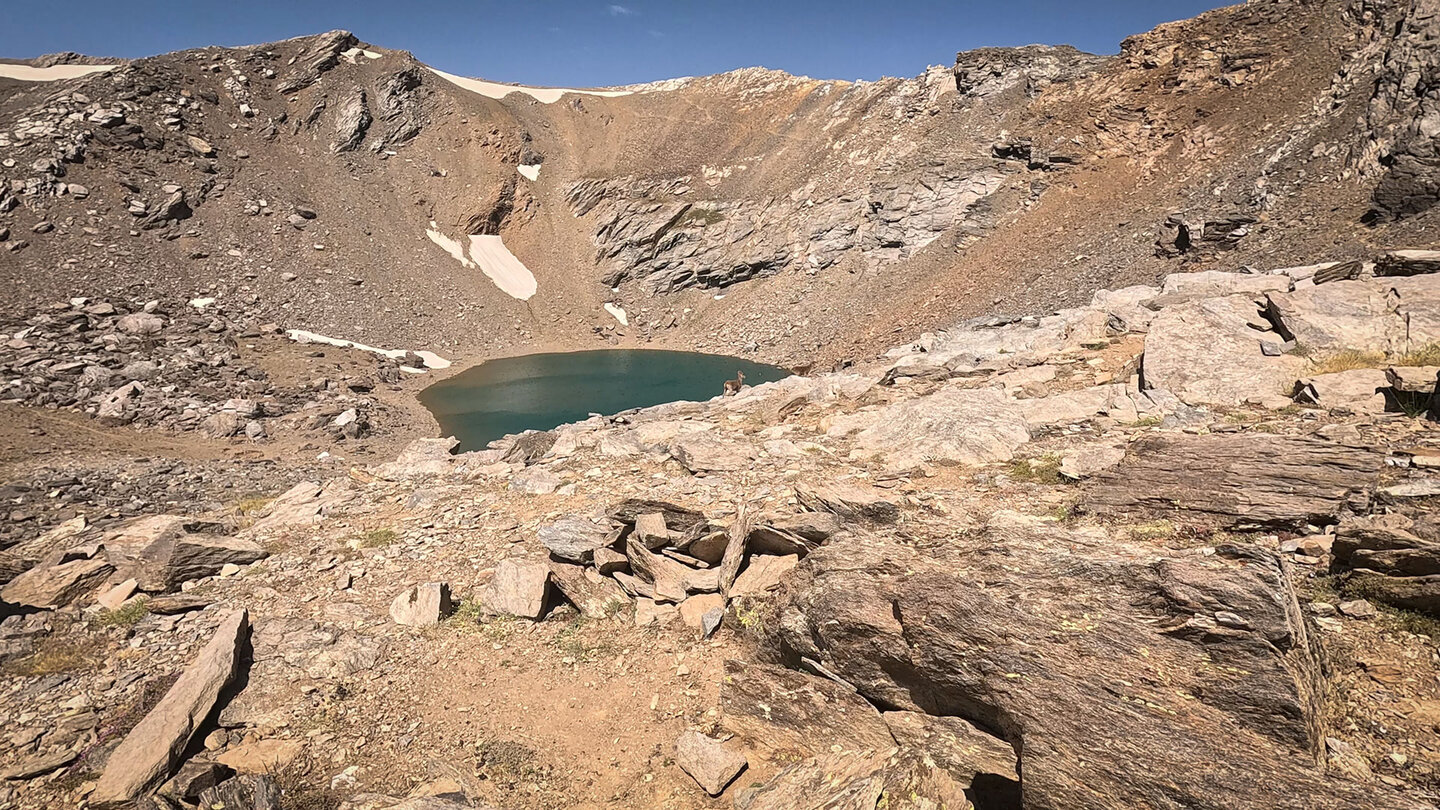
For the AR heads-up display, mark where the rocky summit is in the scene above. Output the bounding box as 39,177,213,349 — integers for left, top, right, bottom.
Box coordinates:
2,1,1440,808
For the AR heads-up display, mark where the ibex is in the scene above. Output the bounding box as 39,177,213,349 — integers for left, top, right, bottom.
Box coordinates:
722,370,745,396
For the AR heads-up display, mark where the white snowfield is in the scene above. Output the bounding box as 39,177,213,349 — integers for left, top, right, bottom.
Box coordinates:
427,67,632,104
468,235,538,300
426,226,474,268
517,164,541,181
604,303,629,326
0,64,117,82
286,329,451,371
425,223,538,301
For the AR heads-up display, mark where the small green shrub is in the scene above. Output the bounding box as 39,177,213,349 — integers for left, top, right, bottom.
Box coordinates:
1009,455,1063,485
355,528,398,549
91,599,150,628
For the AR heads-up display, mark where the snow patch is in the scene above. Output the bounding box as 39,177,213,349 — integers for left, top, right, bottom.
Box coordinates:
517,164,541,181
340,47,383,63
468,235,538,301
0,64,117,82
604,303,628,326
286,329,451,371
427,67,633,105
426,223,475,268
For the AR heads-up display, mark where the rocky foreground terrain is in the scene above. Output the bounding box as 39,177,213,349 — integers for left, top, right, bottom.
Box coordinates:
1,254,1439,809
4,0,1440,808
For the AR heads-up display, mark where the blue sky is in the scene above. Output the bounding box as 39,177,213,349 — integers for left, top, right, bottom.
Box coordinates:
3,1,1229,87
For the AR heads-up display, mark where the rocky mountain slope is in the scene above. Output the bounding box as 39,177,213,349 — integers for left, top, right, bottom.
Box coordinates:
1,0,1439,373
3,0,1440,809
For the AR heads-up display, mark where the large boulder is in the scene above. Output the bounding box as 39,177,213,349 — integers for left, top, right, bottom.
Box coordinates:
1142,294,1308,406
390,582,453,626
766,518,1419,810
105,517,267,592
1,550,111,608
481,560,550,619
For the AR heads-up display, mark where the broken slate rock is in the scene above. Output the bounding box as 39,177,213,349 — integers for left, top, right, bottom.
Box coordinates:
482,559,550,619
538,516,612,563
389,582,453,626
90,610,249,807
675,730,748,796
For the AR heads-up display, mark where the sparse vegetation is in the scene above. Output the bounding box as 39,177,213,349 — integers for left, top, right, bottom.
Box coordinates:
1397,342,1440,367
1132,415,1163,428
551,616,614,660
90,598,150,628
355,527,398,548
475,738,544,782
679,206,726,227
230,495,274,528
1009,454,1063,484
1309,349,1388,374
0,638,95,677
1306,342,1440,375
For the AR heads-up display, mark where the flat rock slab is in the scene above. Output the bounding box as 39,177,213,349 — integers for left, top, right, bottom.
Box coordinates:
547,560,626,619
882,711,1018,788
91,610,249,807
1083,433,1383,528
729,554,799,597
720,659,895,757
538,516,612,563
675,730,747,796
839,386,1030,469
1142,295,1308,406
795,481,899,523
669,433,757,473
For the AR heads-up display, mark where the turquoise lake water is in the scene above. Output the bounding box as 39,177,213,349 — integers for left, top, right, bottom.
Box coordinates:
419,349,791,451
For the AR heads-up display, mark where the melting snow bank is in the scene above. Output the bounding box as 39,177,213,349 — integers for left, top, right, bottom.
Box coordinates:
604,303,629,326
286,330,451,372
426,224,474,268
426,224,537,300
468,236,538,300
0,64,117,82
427,67,633,104
517,164,541,181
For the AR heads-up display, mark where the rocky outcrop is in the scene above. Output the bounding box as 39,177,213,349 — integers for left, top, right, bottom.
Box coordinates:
565,165,1005,293
332,88,372,153
952,44,1107,98
1141,294,1306,407
1354,0,1440,218
277,30,359,94
90,610,249,807
1084,434,1384,529
765,520,1415,810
